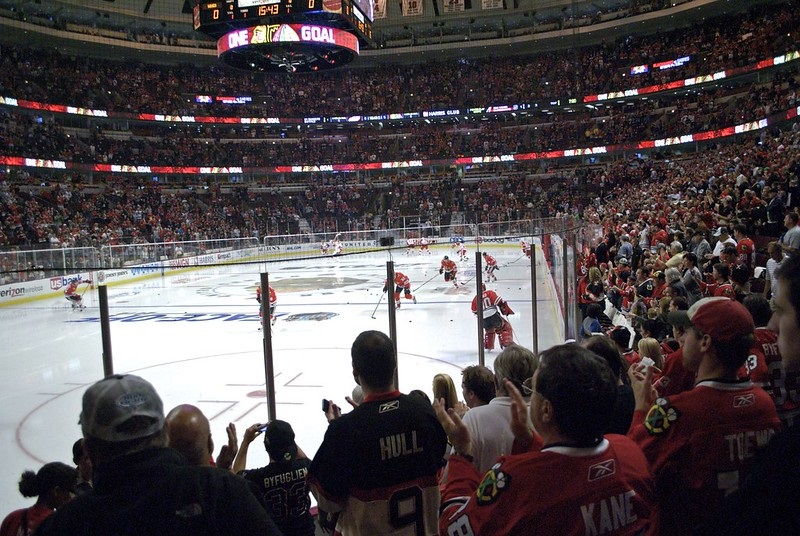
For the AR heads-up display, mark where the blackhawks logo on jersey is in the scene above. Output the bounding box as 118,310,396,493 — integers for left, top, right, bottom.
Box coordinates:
644,397,680,435
475,462,510,506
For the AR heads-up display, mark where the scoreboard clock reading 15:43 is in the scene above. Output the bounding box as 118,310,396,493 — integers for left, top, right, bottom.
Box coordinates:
193,0,373,44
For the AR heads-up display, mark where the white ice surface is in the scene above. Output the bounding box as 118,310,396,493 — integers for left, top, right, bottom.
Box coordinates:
0,245,564,513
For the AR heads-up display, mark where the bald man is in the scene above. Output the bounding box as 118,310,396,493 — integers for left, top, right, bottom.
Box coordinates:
165,404,238,469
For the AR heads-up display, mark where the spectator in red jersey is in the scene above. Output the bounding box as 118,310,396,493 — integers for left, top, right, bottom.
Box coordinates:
628,297,781,534
698,250,800,534
435,344,655,535
0,463,77,536
733,223,756,277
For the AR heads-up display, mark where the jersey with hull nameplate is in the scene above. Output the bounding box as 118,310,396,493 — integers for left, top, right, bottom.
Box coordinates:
471,289,515,350
308,391,447,536
440,435,654,535
628,379,781,534
440,257,459,287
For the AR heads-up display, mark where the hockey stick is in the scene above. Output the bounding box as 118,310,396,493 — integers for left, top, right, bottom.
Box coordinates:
79,281,92,296
413,273,439,293
506,252,527,265
370,292,384,319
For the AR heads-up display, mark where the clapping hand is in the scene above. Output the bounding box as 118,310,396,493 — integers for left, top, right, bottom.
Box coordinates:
433,398,472,457
215,422,239,470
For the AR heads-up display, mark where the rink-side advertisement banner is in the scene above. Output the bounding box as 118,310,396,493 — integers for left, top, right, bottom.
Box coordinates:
0,273,91,303
0,243,382,303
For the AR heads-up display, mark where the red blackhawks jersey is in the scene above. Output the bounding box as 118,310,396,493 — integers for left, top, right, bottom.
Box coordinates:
739,327,800,427
308,390,447,536
439,436,655,535
441,258,458,273
256,286,277,305
392,272,411,289
628,380,781,534
654,348,696,398
470,289,511,319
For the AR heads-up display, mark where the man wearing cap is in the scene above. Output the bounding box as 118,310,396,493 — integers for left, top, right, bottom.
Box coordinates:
627,298,781,534
690,229,712,262
698,253,800,534
38,374,281,536
308,330,447,535
705,227,737,267
616,234,633,264
233,420,315,536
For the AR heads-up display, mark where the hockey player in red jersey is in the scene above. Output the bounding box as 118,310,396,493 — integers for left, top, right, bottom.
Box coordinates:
435,344,655,535
439,256,459,288
383,271,416,309
64,278,92,309
471,285,515,350
481,252,498,282
256,285,277,326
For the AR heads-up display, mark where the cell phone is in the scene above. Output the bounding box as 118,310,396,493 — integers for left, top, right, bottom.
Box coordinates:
322,398,330,413
257,423,268,433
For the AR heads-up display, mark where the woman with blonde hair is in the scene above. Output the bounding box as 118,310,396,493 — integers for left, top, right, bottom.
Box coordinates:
433,373,466,417
637,337,664,371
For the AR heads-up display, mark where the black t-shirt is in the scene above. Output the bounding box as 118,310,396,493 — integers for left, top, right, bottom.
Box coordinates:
239,458,315,536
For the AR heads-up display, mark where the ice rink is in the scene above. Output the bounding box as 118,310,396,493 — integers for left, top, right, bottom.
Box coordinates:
0,244,565,513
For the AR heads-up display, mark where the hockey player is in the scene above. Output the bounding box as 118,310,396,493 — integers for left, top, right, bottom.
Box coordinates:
453,240,468,261
333,240,343,255
64,278,92,309
439,255,459,288
320,241,330,255
521,238,532,258
482,251,499,282
382,271,416,309
256,285,277,326
419,236,431,254
405,238,418,255
471,284,515,350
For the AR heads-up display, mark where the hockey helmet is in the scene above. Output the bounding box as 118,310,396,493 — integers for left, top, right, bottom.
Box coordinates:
444,255,449,260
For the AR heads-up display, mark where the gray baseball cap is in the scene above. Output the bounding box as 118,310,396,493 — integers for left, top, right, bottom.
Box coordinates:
80,374,165,442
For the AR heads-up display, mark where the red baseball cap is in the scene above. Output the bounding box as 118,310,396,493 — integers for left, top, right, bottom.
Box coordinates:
666,297,754,343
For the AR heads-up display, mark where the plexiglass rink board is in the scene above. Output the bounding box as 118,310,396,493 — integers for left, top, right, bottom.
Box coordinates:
0,244,565,513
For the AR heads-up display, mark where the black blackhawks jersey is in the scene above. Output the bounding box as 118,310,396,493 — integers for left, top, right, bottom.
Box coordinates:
637,278,655,298
239,457,315,536
308,390,448,535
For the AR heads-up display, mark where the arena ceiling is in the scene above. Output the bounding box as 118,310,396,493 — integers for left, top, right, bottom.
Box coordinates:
0,0,767,68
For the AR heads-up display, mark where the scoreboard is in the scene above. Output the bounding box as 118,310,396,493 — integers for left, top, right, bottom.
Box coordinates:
194,0,373,43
